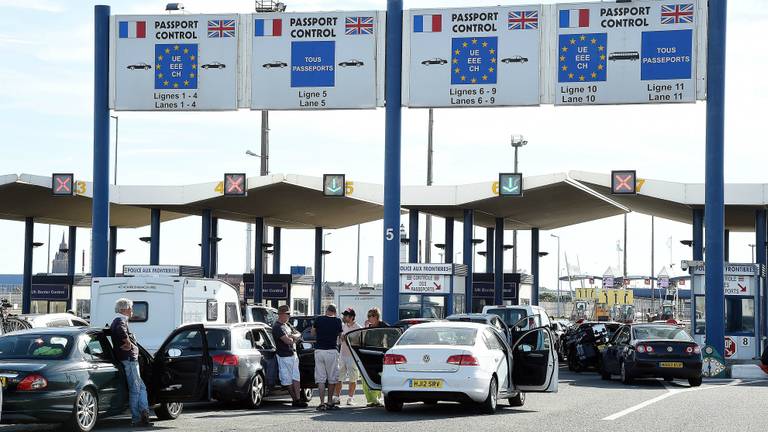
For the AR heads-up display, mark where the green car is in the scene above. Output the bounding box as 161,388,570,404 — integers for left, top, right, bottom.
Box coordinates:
0,325,213,431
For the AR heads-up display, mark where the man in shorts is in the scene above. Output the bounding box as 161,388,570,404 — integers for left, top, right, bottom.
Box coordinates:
311,304,343,410
271,305,308,408
334,307,361,405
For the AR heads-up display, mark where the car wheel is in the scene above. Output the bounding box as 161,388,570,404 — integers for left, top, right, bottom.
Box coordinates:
479,377,498,414
244,374,265,408
620,361,633,385
688,376,703,387
155,402,183,420
69,387,98,432
300,388,313,402
508,391,525,407
384,395,403,412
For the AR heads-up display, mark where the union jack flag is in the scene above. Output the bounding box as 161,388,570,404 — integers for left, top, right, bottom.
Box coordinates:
661,4,694,24
208,19,236,38
508,10,538,30
345,16,374,35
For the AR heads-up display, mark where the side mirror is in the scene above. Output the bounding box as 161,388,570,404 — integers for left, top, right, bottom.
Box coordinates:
301,342,313,350
167,348,182,358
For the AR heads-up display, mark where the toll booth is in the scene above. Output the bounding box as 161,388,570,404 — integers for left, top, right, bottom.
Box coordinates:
691,263,765,360
30,275,72,314
399,263,466,320
471,273,521,312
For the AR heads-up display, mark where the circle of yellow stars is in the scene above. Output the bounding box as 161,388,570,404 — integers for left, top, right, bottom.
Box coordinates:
452,38,496,84
559,34,606,82
156,44,197,88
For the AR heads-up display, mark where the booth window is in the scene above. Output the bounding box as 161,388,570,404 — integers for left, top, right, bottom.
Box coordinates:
694,296,705,334
724,297,754,334
129,302,148,322
206,299,218,321
224,302,238,324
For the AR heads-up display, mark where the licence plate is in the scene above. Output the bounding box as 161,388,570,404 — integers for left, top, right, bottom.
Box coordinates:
0,377,6,388
410,379,443,389
659,362,683,369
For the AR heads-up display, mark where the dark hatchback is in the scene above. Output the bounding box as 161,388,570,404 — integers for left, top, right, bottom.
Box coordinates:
0,325,213,432
600,324,703,386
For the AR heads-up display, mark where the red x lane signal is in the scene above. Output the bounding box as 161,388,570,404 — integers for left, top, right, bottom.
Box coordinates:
51,173,74,196
611,170,637,195
223,173,247,196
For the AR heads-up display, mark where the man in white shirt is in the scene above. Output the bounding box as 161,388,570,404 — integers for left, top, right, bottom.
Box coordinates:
333,308,362,405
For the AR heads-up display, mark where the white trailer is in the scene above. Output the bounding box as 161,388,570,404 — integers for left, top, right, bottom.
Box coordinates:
335,287,382,327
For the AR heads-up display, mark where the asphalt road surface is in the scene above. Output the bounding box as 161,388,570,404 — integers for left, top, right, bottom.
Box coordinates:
3,368,766,432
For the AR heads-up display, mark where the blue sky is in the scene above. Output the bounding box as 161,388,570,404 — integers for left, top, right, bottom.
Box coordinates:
1,0,766,289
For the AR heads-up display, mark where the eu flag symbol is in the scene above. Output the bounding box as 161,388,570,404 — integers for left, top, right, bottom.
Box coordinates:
558,33,607,83
155,44,198,90
451,37,497,85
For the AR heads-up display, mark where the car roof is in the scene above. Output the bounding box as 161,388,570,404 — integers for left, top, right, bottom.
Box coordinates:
197,322,270,330
410,321,489,330
1,326,95,336
446,313,497,320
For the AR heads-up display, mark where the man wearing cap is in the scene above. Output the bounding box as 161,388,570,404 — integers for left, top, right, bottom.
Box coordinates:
334,307,361,405
272,305,308,408
311,304,343,410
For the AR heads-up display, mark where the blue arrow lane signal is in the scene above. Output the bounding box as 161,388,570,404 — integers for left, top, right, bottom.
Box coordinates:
323,174,346,197
498,173,523,197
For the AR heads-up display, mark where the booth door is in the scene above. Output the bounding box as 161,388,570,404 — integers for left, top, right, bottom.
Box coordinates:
398,295,447,320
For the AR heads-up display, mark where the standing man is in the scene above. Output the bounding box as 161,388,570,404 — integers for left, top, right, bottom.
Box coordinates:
272,305,308,408
362,307,389,407
110,298,152,427
334,308,361,405
312,304,342,411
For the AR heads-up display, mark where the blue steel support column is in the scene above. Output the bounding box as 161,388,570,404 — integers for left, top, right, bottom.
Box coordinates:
210,217,219,277
445,217,454,264
494,219,504,306
314,227,323,316
91,5,111,277
723,229,730,262
382,0,403,324
463,210,474,313
200,210,211,278
149,208,160,265
756,210,767,342
485,227,494,273
531,228,540,306
67,226,77,310
273,227,281,274
693,208,704,261
409,210,419,263
22,217,33,314
108,226,117,277
253,217,264,304
704,0,727,357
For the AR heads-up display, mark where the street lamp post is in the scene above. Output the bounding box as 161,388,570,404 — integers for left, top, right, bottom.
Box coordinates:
323,232,333,285
748,244,755,263
110,115,119,185
510,135,527,273
551,234,561,317
245,149,269,273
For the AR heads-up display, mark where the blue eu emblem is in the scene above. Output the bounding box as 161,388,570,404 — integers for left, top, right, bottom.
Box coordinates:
451,37,497,85
155,43,198,90
558,33,607,83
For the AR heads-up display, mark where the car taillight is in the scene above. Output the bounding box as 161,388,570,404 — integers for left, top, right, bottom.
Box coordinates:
383,354,407,365
446,355,480,366
637,345,654,353
686,346,701,354
212,354,239,366
17,374,48,391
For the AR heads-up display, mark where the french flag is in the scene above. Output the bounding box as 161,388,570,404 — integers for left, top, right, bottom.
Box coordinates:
118,20,146,39
255,18,282,37
413,14,442,33
559,9,590,28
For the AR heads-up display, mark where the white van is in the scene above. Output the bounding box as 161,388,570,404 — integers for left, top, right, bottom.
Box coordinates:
481,305,552,329
91,270,241,353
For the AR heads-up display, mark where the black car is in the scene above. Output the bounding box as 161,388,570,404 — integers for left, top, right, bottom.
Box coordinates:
126,63,151,70
0,326,211,432
561,321,622,364
392,318,440,330
501,56,528,64
338,59,364,67
263,61,288,68
421,58,448,65
170,323,315,408
201,62,226,69
446,313,511,343
600,324,703,386
289,315,317,343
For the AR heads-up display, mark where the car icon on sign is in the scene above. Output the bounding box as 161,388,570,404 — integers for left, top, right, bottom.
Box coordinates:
201,62,226,69
262,61,288,68
608,51,640,61
338,59,364,67
421,58,448,66
501,56,528,64
127,62,152,70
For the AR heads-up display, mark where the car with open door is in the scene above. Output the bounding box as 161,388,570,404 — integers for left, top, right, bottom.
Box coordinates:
345,321,557,414
0,324,210,432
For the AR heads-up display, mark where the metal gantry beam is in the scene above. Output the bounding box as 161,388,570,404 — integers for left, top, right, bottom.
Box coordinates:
531,228,540,306
253,217,265,304
200,210,211,278
314,227,324,315
445,217,454,264
409,210,419,263
463,210,474,313
150,208,160,265
22,217,33,314
494,219,504,306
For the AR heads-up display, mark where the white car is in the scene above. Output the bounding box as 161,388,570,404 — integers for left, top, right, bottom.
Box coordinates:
346,321,558,413
20,313,89,328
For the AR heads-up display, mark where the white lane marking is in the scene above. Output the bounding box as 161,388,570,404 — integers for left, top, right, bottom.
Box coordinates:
602,379,768,421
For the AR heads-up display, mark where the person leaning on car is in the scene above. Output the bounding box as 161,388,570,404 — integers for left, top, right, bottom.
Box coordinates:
110,298,153,427
272,305,308,408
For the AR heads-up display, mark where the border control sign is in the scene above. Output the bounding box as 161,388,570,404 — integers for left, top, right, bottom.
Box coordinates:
113,15,239,110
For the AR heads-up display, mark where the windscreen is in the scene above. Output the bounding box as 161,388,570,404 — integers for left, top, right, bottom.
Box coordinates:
486,308,527,327
633,326,692,342
0,334,74,360
397,327,477,346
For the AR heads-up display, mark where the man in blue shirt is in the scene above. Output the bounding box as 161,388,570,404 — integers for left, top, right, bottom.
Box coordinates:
312,304,342,410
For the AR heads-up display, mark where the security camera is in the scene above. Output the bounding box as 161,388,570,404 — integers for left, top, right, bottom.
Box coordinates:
680,261,689,272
